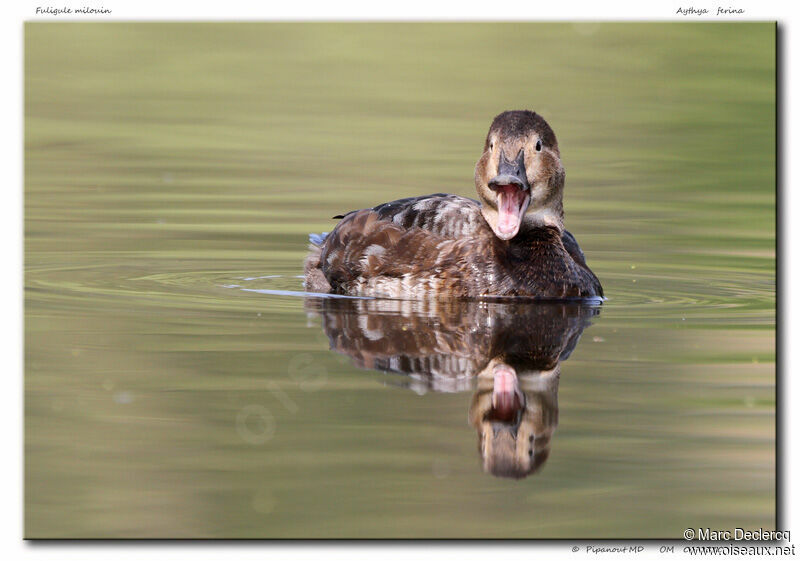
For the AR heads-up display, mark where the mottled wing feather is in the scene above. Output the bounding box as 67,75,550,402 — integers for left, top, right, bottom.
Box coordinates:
335,193,485,239
319,207,496,297
337,195,588,264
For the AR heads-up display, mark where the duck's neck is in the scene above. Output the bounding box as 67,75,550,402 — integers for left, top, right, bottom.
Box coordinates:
507,223,563,248
518,172,566,233
518,203,564,234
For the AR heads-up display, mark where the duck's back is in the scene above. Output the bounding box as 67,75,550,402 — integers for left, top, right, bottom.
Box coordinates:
304,193,602,299
334,193,485,239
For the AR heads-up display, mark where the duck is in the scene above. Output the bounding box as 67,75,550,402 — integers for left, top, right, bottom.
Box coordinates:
304,110,602,299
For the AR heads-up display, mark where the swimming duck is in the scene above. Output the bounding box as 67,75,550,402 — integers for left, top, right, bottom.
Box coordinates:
304,110,602,299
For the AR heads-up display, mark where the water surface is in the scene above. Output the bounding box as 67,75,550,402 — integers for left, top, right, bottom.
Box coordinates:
25,23,775,538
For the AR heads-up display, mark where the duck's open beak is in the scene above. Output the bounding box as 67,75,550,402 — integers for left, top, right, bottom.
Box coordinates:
488,150,531,240
491,363,524,422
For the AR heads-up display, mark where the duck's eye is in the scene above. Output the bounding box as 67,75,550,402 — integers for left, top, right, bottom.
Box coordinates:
489,141,494,150
535,140,542,152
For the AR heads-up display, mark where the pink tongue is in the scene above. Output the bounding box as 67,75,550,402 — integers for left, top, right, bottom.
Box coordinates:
492,365,521,421
497,186,523,237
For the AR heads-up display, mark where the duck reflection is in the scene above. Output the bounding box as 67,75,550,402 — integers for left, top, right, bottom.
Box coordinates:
305,297,598,479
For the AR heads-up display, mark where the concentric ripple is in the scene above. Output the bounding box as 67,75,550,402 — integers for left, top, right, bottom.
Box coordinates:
25,257,774,328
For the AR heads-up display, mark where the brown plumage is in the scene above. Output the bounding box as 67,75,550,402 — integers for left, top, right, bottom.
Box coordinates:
304,110,602,299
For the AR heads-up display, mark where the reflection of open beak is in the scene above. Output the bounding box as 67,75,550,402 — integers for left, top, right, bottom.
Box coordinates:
491,364,524,421
488,150,531,240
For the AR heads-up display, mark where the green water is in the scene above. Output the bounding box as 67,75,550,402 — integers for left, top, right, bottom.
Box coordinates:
25,23,775,538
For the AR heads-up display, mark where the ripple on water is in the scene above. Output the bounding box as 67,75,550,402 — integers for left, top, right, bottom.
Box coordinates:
221,270,773,324
25,261,774,325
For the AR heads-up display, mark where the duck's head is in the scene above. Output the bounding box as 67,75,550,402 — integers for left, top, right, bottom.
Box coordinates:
475,110,565,240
